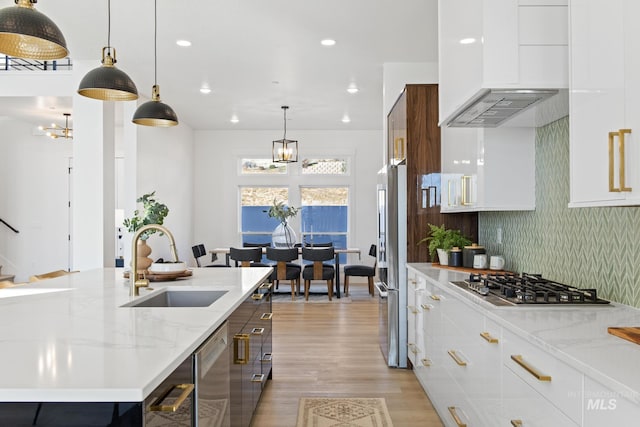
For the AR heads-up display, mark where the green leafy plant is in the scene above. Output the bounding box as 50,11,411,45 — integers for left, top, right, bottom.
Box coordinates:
266,198,298,225
417,223,471,261
122,191,169,240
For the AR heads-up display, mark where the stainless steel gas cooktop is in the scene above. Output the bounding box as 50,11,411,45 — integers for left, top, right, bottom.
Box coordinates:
451,273,611,307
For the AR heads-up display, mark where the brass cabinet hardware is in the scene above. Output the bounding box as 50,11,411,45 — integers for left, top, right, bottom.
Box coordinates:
511,420,523,427
261,352,273,362
510,355,551,381
259,282,273,290
461,175,473,205
261,312,273,320
409,279,417,287
480,332,499,343
608,128,633,192
420,303,433,310
447,406,467,427
252,293,264,300
448,180,455,207
251,373,265,383
408,343,420,355
408,305,418,314
448,350,467,366
251,327,265,335
421,358,432,367
149,383,194,412
430,295,441,301
233,334,250,364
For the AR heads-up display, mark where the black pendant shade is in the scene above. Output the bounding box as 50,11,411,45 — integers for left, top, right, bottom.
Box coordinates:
132,85,178,127
0,0,68,60
77,47,138,101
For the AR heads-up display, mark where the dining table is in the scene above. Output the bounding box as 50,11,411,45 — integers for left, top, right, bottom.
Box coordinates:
210,246,361,298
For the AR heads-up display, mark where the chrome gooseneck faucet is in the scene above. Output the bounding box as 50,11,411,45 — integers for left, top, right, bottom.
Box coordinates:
130,224,179,296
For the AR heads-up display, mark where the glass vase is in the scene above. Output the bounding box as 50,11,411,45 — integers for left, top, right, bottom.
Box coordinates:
272,222,297,248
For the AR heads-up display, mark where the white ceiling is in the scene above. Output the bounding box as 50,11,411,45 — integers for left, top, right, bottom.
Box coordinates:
0,0,438,131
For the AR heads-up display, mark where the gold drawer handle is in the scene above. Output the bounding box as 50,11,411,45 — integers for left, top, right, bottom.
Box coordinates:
461,175,472,206
149,383,194,412
430,295,440,301
251,373,265,383
447,350,466,366
233,334,250,364
252,293,265,300
447,406,467,427
609,129,633,192
259,282,273,290
421,358,431,367
511,420,523,427
251,327,264,335
408,305,418,314
511,355,551,382
480,332,498,343
261,312,273,320
262,352,273,362
409,279,417,287
421,303,433,310
408,343,420,355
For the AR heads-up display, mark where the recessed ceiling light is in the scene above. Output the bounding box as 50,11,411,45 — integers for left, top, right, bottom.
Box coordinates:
230,115,239,124
176,40,192,47
459,38,476,45
347,84,359,94
342,115,351,123
321,39,336,46
200,87,211,94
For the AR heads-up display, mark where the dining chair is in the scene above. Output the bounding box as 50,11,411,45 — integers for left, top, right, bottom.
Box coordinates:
343,244,377,296
301,247,336,301
229,247,271,268
265,247,301,300
192,244,230,267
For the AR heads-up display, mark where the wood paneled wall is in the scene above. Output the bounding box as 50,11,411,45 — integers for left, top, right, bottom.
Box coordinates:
389,84,478,262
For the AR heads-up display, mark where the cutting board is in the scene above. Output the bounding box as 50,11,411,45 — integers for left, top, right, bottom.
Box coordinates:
432,263,508,275
608,327,640,345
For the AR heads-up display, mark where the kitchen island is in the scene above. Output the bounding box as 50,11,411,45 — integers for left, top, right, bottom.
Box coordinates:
0,267,272,424
408,263,640,426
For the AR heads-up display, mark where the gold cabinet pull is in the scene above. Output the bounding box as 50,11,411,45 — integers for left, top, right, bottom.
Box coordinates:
480,332,498,343
251,327,264,335
261,352,273,362
511,355,551,382
447,406,467,427
430,295,441,301
149,383,194,412
408,305,418,314
421,358,432,367
609,129,633,192
261,312,273,320
251,373,265,383
461,175,473,205
409,279,417,287
252,293,264,300
511,420,523,427
408,343,420,355
233,334,250,364
420,303,433,310
259,282,273,291
447,350,467,366
448,180,455,207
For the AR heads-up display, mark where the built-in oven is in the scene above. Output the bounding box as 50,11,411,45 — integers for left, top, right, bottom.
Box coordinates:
194,321,230,427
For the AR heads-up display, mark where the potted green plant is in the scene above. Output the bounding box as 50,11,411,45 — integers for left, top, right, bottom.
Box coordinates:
418,223,471,265
123,191,169,271
266,199,298,247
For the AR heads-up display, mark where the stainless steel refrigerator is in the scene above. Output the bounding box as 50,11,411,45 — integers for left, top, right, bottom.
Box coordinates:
376,163,407,368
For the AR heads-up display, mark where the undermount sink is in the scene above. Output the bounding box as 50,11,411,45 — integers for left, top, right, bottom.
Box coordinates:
122,289,228,308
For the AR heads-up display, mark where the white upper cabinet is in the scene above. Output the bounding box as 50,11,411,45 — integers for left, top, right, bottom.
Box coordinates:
438,0,569,128
569,0,640,207
441,127,536,212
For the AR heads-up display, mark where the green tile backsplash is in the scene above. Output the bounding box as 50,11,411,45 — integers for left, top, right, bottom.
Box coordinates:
479,116,640,308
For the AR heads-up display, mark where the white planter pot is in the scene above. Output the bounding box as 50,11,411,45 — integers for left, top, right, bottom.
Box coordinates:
436,248,449,266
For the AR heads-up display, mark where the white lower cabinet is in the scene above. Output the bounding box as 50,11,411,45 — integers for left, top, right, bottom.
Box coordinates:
583,376,640,426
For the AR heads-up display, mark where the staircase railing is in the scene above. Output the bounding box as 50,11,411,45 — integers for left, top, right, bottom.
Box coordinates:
0,218,19,234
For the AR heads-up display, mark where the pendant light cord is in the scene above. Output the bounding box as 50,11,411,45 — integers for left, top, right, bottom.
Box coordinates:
107,0,111,53
283,106,288,139
154,0,157,86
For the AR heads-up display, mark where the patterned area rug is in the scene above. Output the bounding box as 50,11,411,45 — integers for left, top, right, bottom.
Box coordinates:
296,397,393,427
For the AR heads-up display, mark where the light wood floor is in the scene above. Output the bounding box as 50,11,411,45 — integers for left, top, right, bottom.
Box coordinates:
251,282,444,427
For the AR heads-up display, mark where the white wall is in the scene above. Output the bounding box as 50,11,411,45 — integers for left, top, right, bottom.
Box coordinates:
192,129,382,266
0,118,72,282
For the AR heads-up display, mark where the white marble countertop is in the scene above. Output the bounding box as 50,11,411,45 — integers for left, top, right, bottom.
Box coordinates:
408,263,640,405
0,267,271,402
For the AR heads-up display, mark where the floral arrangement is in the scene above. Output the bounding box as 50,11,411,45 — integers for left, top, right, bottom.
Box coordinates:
122,191,169,240
266,198,298,225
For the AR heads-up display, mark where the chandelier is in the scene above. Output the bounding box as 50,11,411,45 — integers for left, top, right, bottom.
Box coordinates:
39,113,72,139
272,105,298,163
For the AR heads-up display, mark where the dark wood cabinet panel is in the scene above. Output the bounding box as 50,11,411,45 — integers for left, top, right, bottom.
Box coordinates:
388,84,478,262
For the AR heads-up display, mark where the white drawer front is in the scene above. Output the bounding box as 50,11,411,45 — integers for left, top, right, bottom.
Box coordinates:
583,376,640,426
503,329,582,423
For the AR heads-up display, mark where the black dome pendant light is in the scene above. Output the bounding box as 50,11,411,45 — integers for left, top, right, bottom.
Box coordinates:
0,0,68,60
132,0,178,127
77,0,138,101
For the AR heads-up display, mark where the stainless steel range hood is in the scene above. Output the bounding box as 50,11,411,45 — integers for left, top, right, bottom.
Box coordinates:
445,89,559,128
